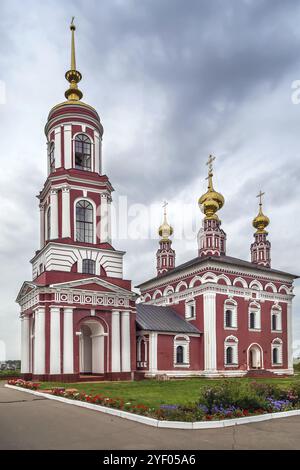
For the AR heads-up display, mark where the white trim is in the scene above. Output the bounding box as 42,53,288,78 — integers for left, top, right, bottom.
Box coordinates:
247,343,264,370
148,332,158,374
121,311,131,372
33,307,46,375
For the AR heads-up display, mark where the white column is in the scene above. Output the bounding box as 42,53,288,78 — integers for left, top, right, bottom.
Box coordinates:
148,332,158,374
21,316,30,373
54,127,62,168
39,203,45,249
121,311,131,372
63,308,74,374
111,311,120,372
203,292,217,371
287,301,293,371
33,307,46,375
50,189,59,239
50,307,61,374
61,185,71,238
64,124,72,169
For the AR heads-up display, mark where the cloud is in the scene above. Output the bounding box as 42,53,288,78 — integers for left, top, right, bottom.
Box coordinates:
0,0,300,358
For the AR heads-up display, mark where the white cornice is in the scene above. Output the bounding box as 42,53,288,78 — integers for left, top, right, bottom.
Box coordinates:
139,260,295,292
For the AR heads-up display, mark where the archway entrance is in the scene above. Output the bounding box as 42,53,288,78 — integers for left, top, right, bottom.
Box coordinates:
248,344,263,369
79,320,105,374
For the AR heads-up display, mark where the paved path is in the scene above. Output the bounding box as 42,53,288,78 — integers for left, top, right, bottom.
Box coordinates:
1,382,300,450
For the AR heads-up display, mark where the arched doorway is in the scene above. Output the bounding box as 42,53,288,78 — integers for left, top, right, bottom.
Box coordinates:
248,344,263,369
79,320,105,374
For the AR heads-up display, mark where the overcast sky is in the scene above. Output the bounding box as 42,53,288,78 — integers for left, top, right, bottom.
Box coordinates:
1,0,300,360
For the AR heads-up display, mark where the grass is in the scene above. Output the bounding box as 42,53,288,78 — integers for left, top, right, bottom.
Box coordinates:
0,369,20,377
38,374,300,408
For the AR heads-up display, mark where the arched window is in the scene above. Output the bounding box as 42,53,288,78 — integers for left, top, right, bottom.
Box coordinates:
226,346,233,365
76,200,94,243
272,347,278,364
176,346,184,364
82,259,95,274
224,299,237,329
271,306,282,332
46,207,51,240
49,142,55,173
174,335,190,366
249,302,261,330
224,336,238,366
185,299,196,319
272,339,282,365
225,310,233,328
75,134,92,171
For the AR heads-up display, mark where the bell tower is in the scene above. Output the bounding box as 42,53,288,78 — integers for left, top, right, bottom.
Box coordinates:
251,191,271,268
197,155,226,257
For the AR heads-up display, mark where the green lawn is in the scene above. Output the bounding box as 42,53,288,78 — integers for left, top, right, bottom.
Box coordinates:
38,374,300,408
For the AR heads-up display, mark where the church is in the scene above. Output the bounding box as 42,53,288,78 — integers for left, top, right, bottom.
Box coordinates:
16,22,297,382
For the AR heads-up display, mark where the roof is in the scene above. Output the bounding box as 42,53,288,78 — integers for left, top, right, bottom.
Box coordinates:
137,254,299,288
136,303,201,334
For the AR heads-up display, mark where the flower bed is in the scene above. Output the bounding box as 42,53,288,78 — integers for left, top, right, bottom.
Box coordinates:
7,379,300,422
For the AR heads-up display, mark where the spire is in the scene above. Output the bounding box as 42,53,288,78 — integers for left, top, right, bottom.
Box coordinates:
198,154,224,220
251,191,271,267
157,202,175,276
65,17,83,101
197,155,226,257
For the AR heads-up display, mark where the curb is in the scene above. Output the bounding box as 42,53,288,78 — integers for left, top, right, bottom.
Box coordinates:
5,384,300,430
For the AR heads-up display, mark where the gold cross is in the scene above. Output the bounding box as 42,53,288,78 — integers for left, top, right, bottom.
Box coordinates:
256,190,265,205
206,154,216,174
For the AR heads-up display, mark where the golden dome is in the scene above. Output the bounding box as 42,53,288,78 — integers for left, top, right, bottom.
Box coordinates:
253,203,269,233
158,203,173,240
252,191,269,233
198,155,224,220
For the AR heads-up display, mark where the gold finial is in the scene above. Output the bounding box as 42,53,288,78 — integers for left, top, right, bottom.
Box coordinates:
158,201,173,241
198,154,224,220
253,190,270,233
65,17,83,101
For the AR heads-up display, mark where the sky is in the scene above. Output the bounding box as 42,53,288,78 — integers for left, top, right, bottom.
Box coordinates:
0,0,300,360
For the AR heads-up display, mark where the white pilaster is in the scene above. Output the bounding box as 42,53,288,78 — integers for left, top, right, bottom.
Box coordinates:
63,308,74,374
64,125,72,169
94,131,100,174
50,189,59,239
61,185,71,238
100,193,109,243
111,311,121,372
287,301,293,371
54,127,62,168
203,292,217,371
121,311,131,372
21,316,30,373
50,307,61,374
33,307,46,375
148,332,158,374
107,196,112,244
39,203,45,249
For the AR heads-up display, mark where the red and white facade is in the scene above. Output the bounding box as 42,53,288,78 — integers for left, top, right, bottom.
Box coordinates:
16,25,297,381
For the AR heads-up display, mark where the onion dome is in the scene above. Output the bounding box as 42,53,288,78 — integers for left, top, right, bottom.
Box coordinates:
158,202,173,240
198,155,224,220
253,191,270,233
